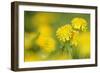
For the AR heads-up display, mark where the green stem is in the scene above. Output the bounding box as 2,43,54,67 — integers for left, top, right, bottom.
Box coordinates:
61,41,73,57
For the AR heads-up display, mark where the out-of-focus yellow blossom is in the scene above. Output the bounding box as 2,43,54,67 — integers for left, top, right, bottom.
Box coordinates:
24,32,36,49
38,25,53,36
56,24,73,42
78,32,90,58
71,17,87,31
24,53,42,62
32,13,55,27
36,35,56,53
71,30,79,46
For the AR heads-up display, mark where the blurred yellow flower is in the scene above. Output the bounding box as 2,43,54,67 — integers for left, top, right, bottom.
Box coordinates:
24,53,42,62
56,24,73,42
71,17,87,31
78,32,90,58
24,32,36,49
38,25,53,36
71,30,79,46
32,13,55,27
36,35,56,53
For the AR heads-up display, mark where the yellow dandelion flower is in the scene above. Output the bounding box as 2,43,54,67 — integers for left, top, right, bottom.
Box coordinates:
71,17,87,31
38,25,52,36
56,24,73,42
36,35,55,53
71,30,79,46
78,32,90,58
32,13,55,27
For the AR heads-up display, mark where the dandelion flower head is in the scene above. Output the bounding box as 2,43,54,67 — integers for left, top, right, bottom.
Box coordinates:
56,24,73,42
71,17,87,31
71,30,79,47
